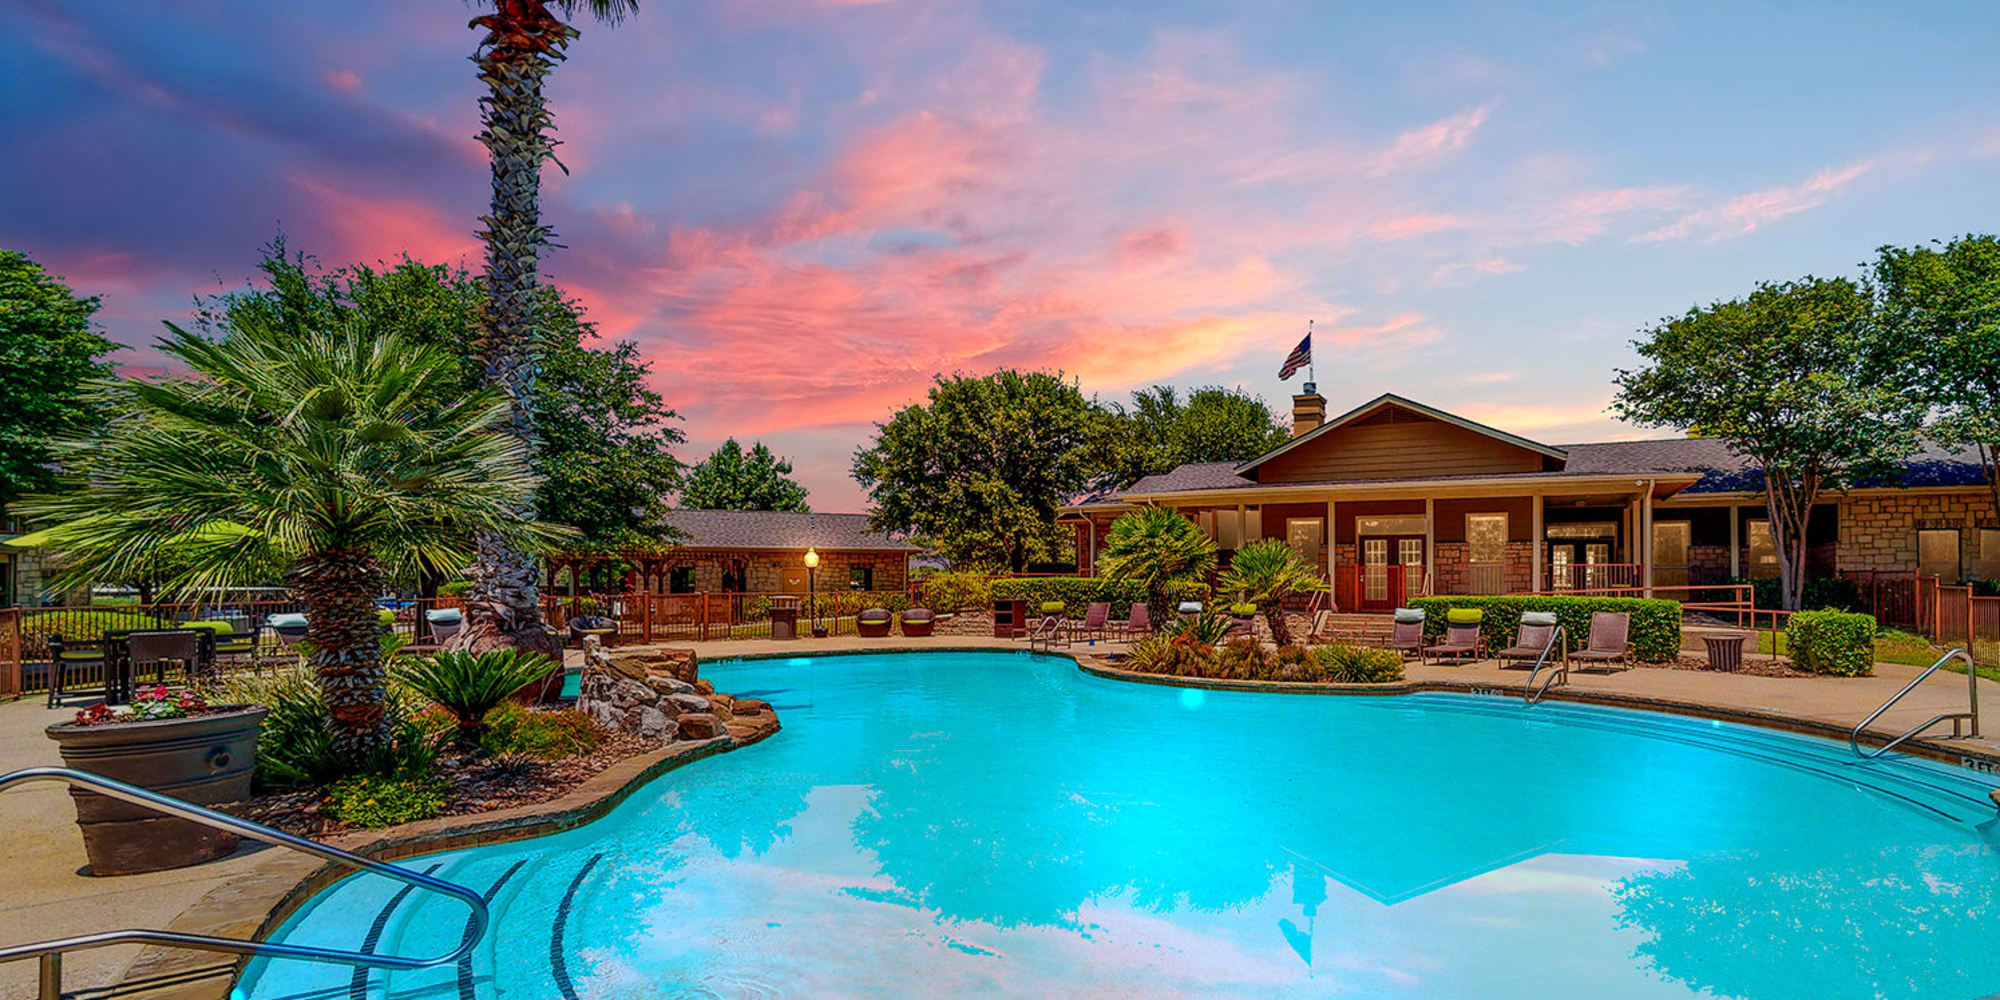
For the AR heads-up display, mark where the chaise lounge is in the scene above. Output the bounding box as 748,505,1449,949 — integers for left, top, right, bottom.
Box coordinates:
1421,608,1485,665
1567,611,1632,673
1495,611,1562,666
1384,607,1425,658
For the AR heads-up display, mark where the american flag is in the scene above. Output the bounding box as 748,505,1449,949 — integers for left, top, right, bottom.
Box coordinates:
1278,331,1312,381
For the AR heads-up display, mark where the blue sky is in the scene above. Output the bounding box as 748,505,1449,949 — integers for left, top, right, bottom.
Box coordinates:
5,0,1998,508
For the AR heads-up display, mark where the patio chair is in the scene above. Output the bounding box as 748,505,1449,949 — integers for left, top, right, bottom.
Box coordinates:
125,628,208,692
268,612,309,645
186,620,257,665
1108,603,1151,640
1421,608,1485,666
424,607,464,645
1073,602,1111,641
900,608,936,637
1495,611,1561,667
1383,608,1425,658
44,635,108,708
1568,612,1632,673
857,607,894,638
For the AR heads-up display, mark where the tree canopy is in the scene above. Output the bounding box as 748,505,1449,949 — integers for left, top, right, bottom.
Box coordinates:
1613,277,1919,609
196,241,682,552
1108,385,1290,485
0,249,115,509
853,370,1119,571
1873,234,2000,515
680,438,811,512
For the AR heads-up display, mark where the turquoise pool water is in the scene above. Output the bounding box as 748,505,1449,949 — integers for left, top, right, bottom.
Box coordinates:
240,651,2000,999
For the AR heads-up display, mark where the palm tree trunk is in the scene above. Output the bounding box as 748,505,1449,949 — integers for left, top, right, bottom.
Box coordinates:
1263,603,1293,646
458,1,574,657
1147,583,1171,635
291,550,390,755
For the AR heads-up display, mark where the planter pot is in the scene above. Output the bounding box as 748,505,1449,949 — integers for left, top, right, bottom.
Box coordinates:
45,706,266,876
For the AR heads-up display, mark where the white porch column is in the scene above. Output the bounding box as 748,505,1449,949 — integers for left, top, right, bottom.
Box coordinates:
1641,481,1655,598
1235,503,1247,551
1325,498,1337,587
1424,497,1436,595
1531,493,1545,593
1087,519,1098,576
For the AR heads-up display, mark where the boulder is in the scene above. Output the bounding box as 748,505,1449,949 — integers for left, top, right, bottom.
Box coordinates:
733,698,771,717
678,713,727,740
577,638,711,739
667,692,712,714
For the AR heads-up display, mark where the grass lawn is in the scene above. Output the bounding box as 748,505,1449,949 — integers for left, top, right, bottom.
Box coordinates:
1747,627,2000,681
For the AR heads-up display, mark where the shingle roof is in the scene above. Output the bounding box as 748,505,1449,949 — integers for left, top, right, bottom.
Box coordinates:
1118,437,1988,497
661,510,921,552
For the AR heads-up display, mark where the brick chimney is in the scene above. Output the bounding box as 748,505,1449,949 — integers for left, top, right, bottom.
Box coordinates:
1291,382,1326,437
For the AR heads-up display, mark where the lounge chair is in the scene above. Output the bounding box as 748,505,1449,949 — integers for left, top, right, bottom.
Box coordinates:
1384,608,1425,658
857,607,894,638
424,607,464,645
1495,611,1561,666
1568,612,1632,673
124,628,208,690
186,619,257,664
268,612,309,645
1074,602,1111,642
44,635,107,708
1421,608,1485,665
900,608,936,637
1109,603,1151,640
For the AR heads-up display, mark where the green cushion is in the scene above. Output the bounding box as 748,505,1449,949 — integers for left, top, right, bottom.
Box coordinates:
56,649,103,661
1446,608,1484,625
184,620,235,636
1040,601,1067,614
376,609,396,626
214,641,255,653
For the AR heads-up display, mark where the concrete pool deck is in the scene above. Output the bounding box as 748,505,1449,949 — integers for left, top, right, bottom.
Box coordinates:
2,636,1997,996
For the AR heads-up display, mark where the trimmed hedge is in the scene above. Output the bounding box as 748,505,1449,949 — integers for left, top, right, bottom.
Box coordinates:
990,576,1210,617
1406,595,1682,663
1786,610,1876,676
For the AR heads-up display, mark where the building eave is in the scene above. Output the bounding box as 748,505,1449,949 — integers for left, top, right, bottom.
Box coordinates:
1233,392,1569,477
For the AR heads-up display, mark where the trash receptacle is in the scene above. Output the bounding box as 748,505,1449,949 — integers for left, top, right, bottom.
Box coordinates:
771,596,800,640
1702,632,1748,672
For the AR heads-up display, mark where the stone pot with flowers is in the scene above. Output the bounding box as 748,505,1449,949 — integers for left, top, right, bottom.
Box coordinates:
45,686,267,875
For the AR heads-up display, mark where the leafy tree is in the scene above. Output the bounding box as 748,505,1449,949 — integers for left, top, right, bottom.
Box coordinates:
1219,538,1326,645
1614,277,1919,609
0,249,114,508
680,438,810,512
1099,506,1218,630
465,0,640,655
1873,234,2000,518
1110,385,1290,485
853,371,1119,571
19,319,558,753
196,243,682,557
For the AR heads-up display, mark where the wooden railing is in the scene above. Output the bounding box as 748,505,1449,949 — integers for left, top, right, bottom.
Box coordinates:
1541,562,1643,594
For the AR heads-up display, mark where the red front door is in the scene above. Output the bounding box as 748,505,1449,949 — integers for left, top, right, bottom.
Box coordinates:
1359,535,1425,611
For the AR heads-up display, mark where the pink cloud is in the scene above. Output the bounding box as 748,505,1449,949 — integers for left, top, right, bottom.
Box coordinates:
1635,160,1876,243
285,171,480,266
325,69,362,93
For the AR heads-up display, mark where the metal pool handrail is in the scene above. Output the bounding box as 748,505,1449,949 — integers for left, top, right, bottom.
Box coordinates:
1522,625,1568,705
1849,648,1980,760
0,765,489,1000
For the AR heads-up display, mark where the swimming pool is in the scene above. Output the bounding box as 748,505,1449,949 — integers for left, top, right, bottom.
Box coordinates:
240,650,2000,999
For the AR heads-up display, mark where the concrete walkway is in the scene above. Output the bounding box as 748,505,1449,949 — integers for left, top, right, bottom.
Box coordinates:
3,636,1996,996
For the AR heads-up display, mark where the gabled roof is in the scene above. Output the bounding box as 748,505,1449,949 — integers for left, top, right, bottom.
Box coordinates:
1234,392,1567,477
660,510,921,552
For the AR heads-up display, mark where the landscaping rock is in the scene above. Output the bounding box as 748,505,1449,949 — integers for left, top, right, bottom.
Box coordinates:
579,638,714,740
667,692,712,714
733,698,770,716
694,678,716,696
678,713,727,740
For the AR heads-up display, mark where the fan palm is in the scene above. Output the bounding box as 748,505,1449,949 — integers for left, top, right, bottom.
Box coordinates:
1099,507,1218,632
19,318,562,754
459,0,639,656
1218,538,1327,645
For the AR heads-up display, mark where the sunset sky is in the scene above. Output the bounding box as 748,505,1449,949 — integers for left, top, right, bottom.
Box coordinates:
7,1,1999,509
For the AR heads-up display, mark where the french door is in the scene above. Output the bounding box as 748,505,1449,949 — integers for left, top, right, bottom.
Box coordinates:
1360,535,1425,610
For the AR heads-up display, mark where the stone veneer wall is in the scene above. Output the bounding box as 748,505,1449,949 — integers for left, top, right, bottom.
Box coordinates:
1397,540,1532,594
1839,492,1999,575
674,548,908,594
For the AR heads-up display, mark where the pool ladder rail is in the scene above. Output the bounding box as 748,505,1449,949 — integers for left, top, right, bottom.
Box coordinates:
1849,648,1981,760
0,765,490,1000
1521,626,1568,705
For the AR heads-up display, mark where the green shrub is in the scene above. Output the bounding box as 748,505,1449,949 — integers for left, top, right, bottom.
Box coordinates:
479,703,603,759
436,581,471,598
323,774,447,829
1407,595,1682,663
920,570,992,612
1314,643,1406,683
810,591,911,619
991,576,1208,617
1269,644,1328,682
1212,637,1272,679
1126,634,1209,676
394,650,561,737
216,664,444,786
1159,608,1235,646
1786,610,1877,676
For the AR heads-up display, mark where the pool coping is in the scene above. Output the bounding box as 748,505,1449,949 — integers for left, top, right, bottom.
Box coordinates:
113,713,780,1000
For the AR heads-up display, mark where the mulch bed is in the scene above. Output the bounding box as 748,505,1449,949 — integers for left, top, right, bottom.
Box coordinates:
235,717,662,839
1641,653,1811,678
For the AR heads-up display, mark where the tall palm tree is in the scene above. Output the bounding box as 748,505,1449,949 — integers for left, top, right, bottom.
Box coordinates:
1219,538,1327,645
1100,507,1218,632
21,319,559,753
458,0,638,656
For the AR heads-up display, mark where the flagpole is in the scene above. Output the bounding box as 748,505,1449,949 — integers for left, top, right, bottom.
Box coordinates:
1306,319,1315,388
